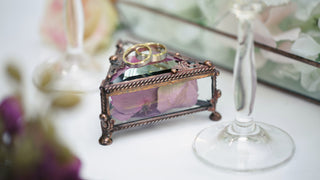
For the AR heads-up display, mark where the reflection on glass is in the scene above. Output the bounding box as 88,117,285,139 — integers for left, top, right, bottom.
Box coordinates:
33,0,104,93
112,55,178,83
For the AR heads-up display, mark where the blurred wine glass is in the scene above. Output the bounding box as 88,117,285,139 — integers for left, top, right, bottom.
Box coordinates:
193,0,295,172
33,0,104,93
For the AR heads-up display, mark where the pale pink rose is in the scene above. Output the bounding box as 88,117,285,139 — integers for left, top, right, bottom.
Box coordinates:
40,0,118,54
253,2,301,64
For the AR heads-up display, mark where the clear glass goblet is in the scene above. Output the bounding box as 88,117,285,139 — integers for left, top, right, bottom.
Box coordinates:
33,0,104,93
193,0,295,172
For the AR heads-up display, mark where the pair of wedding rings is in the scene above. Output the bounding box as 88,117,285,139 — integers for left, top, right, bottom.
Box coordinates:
123,42,167,68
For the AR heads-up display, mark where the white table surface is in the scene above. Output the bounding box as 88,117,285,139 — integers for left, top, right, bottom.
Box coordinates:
1,1,320,179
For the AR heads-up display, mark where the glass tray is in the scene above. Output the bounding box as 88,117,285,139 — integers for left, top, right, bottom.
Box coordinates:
116,0,320,104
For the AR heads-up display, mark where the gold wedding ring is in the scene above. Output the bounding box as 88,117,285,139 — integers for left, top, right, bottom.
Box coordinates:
123,44,152,68
135,42,167,62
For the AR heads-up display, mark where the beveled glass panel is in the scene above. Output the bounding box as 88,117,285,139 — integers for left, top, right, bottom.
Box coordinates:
110,77,212,124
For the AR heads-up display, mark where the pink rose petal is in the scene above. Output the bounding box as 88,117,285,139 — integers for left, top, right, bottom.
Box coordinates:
263,3,296,28
273,28,301,42
157,80,198,113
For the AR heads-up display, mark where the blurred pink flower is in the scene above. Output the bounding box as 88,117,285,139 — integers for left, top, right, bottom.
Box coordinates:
41,0,118,54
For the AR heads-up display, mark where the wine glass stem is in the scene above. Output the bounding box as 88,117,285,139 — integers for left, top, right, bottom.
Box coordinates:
233,17,257,134
65,0,84,55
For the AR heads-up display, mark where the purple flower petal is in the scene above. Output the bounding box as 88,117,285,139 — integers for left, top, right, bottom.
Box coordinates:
157,80,198,113
0,96,23,136
133,103,160,118
110,107,136,121
111,88,158,121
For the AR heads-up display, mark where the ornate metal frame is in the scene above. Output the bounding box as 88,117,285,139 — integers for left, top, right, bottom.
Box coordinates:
99,40,221,145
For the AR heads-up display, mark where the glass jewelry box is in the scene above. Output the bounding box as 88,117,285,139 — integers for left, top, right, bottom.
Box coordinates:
99,40,221,145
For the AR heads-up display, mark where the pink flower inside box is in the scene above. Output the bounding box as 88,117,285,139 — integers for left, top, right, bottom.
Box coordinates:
99,40,221,145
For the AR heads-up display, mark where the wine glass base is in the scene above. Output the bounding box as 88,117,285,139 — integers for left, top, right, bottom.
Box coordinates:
193,122,295,172
33,54,105,93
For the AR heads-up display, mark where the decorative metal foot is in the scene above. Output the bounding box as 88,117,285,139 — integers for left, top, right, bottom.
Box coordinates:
210,112,221,121
99,114,115,145
99,135,113,145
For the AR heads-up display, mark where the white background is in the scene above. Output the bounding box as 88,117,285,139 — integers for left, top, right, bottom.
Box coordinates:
0,1,320,179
